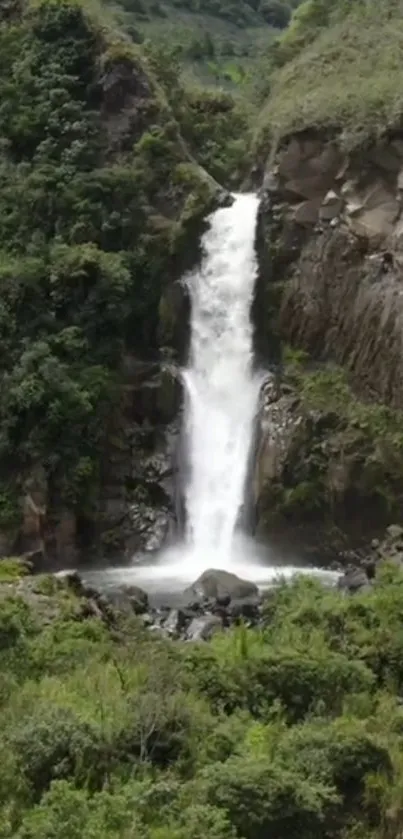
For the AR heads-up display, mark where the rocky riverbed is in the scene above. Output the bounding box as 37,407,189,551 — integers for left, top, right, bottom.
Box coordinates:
3,523,402,642
55,529,403,640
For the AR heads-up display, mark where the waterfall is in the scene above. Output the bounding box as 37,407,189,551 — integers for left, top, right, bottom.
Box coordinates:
182,192,262,569
76,192,342,593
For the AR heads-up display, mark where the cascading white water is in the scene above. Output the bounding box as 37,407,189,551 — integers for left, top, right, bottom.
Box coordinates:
182,192,262,569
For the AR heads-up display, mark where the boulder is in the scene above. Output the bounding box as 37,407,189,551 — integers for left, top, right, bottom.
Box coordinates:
186,615,223,641
346,181,399,243
228,596,261,621
348,205,399,242
163,608,189,636
320,190,343,221
338,568,370,594
105,584,149,615
386,524,403,542
368,145,403,173
293,198,322,225
184,569,258,603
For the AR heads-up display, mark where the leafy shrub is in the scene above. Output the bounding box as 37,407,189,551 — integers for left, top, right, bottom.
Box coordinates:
278,718,393,821
7,706,110,798
199,754,337,839
187,633,373,720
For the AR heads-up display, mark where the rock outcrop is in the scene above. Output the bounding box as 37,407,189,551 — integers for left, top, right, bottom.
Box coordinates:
259,130,403,408
252,364,403,557
255,130,403,553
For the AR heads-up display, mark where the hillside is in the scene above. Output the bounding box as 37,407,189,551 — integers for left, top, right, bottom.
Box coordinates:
0,0,240,565
255,0,403,154
118,0,303,89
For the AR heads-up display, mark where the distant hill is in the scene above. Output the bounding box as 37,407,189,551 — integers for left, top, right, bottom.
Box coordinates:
116,0,303,88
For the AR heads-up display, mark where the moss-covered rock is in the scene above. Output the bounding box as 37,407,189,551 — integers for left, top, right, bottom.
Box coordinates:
254,355,403,556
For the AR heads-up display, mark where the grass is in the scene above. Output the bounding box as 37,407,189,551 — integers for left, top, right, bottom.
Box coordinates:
0,558,33,583
255,0,403,152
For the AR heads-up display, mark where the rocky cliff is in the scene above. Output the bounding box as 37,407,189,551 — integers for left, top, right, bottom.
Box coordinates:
254,131,403,555
249,0,403,557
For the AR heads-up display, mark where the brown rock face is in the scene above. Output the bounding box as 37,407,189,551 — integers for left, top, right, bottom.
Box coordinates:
253,130,403,553
258,130,403,409
99,56,154,155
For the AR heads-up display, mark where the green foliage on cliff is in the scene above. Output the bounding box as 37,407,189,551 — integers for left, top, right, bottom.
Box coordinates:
269,352,403,529
3,566,403,837
0,0,221,526
255,0,403,151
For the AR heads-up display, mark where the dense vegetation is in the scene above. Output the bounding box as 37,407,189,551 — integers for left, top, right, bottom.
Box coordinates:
255,0,403,152
2,560,403,837
279,349,403,523
0,0,252,540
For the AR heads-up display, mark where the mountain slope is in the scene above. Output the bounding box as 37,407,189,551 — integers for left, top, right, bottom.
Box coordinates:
255,0,403,154
0,0,223,562
119,0,303,89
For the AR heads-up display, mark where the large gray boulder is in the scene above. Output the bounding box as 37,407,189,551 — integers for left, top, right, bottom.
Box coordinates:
104,584,149,615
183,568,258,604
186,615,223,641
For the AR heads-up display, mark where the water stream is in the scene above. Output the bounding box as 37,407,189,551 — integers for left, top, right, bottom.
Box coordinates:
182,192,262,567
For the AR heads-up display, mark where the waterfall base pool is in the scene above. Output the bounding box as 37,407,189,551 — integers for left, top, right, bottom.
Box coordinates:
64,534,341,599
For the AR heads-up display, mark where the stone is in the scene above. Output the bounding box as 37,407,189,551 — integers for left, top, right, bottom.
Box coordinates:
186,615,223,641
279,138,341,200
338,568,370,594
319,190,343,221
293,198,322,225
362,559,376,580
163,608,188,635
184,569,258,603
285,178,331,201
368,146,402,173
348,204,399,242
216,593,231,607
105,584,149,615
47,509,77,566
123,584,149,614
228,596,261,621
63,571,85,596
22,548,46,570
386,524,403,541
392,218,403,251
346,181,399,242
262,170,279,193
